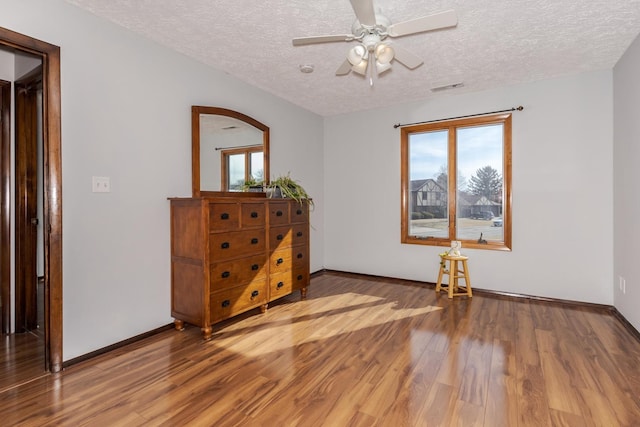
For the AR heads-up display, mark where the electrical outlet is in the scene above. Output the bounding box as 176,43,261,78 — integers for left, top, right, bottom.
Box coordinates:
92,176,111,193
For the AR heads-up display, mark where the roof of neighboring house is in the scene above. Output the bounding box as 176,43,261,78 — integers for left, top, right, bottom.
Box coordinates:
458,193,501,206
410,179,444,192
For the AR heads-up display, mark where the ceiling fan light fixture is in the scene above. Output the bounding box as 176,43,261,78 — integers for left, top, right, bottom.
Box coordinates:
375,43,394,64
351,59,369,75
375,60,392,75
347,44,368,65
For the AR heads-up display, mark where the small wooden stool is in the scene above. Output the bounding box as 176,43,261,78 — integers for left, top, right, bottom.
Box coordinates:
436,255,473,298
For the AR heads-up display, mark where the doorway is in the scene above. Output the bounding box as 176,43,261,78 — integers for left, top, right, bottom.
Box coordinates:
0,25,62,388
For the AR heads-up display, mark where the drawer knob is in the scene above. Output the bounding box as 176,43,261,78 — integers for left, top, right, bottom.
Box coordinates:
251,212,258,218
221,271,230,278
221,299,231,308
220,213,229,220
251,238,259,244
251,290,259,299
251,264,259,271
296,209,303,215
296,231,303,237
276,234,284,240
276,258,284,265
297,253,303,259
277,281,284,289
297,275,303,281
276,210,283,217
221,242,230,249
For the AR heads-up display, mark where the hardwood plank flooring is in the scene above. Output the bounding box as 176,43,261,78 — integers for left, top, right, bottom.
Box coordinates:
0,278,47,393
0,332,46,393
1,271,640,426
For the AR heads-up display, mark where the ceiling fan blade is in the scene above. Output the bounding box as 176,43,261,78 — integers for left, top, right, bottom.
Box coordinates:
387,10,457,37
292,34,353,46
335,59,352,76
349,0,377,27
392,45,424,70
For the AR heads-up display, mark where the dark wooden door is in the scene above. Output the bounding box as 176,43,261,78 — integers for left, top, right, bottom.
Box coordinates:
15,67,42,332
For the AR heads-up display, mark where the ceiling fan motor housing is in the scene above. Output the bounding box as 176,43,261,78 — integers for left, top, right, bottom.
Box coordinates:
352,13,391,40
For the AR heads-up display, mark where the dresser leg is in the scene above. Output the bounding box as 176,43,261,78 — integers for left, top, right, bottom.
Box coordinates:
300,287,307,300
201,325,212,340
260,303,268,313
174,319,185,331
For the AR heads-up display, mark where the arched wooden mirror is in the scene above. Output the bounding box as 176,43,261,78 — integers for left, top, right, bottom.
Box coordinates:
192,106,269,196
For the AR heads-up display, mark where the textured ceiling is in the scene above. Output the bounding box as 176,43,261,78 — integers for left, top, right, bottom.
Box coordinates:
63,0,640,117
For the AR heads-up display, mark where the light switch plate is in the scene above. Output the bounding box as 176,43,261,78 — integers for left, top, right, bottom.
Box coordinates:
92,176,111,193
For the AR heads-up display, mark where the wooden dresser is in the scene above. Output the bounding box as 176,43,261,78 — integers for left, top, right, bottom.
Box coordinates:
169,196,310,339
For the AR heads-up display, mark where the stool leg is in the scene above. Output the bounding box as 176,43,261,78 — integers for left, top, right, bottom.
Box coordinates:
448,259,455,299
436,258,444,293
462,260,472,298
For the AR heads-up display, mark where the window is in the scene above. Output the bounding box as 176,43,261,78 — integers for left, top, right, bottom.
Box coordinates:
401,113,512,251
221,146,264,191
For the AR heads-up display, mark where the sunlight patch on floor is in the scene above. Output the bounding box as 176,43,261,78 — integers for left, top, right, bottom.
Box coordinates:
211,293,443,358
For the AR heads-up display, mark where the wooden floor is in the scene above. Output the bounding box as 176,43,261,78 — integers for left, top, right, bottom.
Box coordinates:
0,332,46,393
2,272,640,426
0,278,47,393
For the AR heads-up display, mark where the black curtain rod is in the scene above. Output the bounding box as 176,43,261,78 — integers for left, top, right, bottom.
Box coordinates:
393,106,524,129
214,144,261,151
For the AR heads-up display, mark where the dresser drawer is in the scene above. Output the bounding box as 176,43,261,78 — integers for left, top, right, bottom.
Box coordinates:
210,281,268,323
209,203,240,231
269,224,308,250
291,268,309,291
210,229,266,261
290,203,309,224
210,254,267,290
292,247,309,270
269,271,294,300
241,203,265,228
269,247,293,274
291,224,308,246
269,202,290,225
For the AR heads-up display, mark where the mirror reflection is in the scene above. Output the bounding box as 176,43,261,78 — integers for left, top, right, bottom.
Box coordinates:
192,106,269,196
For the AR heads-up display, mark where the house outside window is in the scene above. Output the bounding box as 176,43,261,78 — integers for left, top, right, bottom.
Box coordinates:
400,113,512,251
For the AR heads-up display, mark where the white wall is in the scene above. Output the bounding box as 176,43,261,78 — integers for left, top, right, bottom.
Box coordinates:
325,70,614,304
0,49,14,78
613,33,640,332
14,51,40,79
1,0,324,360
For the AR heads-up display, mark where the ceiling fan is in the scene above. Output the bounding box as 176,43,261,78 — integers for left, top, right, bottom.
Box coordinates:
292,0,457,85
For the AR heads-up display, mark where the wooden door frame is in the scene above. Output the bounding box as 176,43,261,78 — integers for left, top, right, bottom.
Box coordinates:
0,27,62,373
1,79,10,335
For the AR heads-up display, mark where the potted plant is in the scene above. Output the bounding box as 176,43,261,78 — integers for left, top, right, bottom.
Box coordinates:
241,178,265,192
266,173,313,207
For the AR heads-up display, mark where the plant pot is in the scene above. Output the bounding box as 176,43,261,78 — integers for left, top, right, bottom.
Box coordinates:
266,187,282,198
